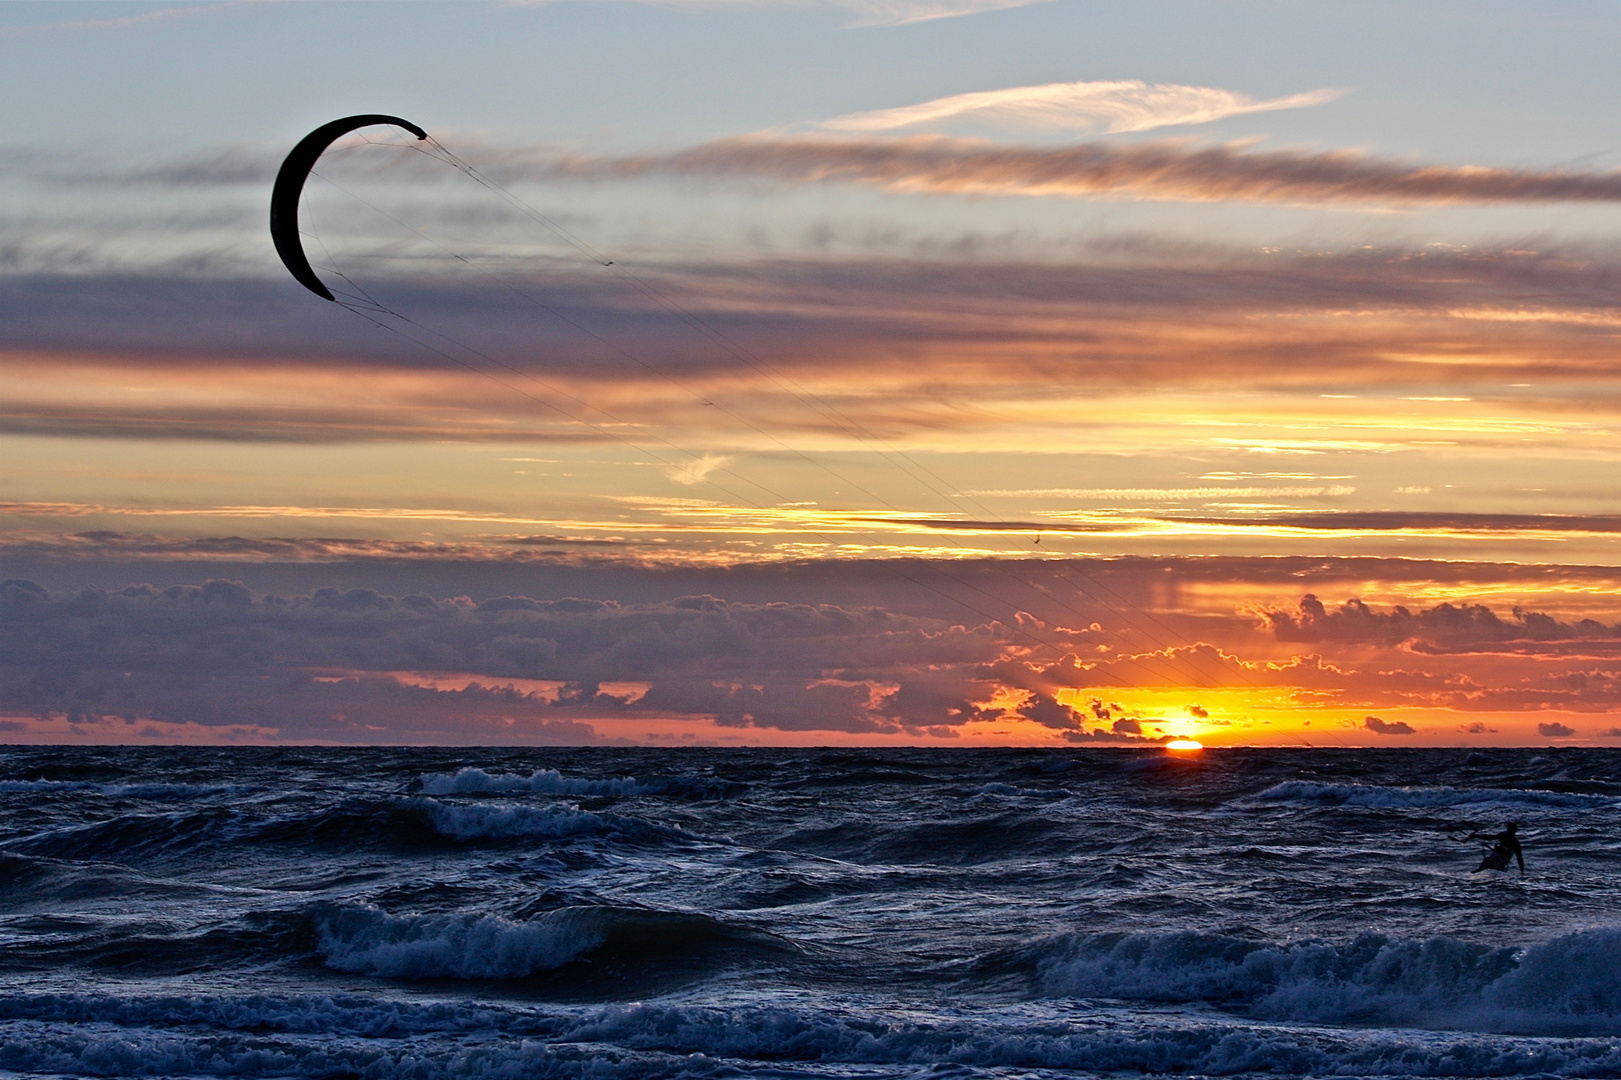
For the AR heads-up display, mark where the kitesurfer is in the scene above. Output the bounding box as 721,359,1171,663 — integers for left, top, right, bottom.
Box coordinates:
1468,821,1524,875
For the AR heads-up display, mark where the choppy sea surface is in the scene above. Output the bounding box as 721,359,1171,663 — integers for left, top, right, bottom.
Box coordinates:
1,746,1618,1079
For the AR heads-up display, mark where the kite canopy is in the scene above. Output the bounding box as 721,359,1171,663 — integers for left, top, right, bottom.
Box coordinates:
270,114,428,301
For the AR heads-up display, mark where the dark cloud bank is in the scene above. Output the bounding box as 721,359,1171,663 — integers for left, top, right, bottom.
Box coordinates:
0,577,1048,743
6,572,1621,743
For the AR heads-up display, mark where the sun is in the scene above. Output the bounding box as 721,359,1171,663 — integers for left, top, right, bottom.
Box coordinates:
1165,739,1204,751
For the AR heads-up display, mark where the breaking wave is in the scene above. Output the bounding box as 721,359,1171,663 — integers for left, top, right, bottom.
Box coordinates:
418,767,646,797
311,903,785,981
1035,926,1621,1036
313,904,605,978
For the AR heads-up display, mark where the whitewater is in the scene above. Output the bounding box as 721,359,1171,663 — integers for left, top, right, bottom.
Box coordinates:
0,746,1617,1079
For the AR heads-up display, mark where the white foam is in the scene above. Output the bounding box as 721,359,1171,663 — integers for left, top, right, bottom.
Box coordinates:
313,904,604,978
417,767,645,797
1039,926,1621,1036
0,779,94,793
416,798,610,840
4,991,1621,1078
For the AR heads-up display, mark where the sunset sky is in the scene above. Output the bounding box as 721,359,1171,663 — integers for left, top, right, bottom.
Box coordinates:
3,0,1619,747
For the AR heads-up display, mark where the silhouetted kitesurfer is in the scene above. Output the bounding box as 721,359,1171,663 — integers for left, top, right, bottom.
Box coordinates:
1468,822,1524,875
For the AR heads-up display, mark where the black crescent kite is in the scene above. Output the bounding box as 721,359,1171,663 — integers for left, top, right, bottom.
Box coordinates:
270,114,428,301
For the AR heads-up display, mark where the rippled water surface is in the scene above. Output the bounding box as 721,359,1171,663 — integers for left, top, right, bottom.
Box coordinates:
2,746,1618,1078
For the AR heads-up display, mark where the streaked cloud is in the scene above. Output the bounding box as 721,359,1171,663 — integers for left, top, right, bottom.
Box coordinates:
569,135,1621,205
0,2,252,41
832,0,1050,27
960,486,1358,500
816,80,1342,137
30,133,1618,208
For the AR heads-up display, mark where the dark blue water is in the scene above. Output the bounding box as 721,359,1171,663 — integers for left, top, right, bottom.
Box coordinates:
2,746,1618,1078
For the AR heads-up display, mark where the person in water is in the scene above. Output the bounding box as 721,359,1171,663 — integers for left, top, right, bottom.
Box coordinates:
1468,821,1524,874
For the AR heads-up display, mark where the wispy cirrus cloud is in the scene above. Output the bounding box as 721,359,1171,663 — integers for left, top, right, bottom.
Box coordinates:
502,0,1050,28
815,80,1343,137
0,1,256,41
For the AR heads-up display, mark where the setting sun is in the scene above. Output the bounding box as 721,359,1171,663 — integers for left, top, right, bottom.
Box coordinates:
1165,740,1205,751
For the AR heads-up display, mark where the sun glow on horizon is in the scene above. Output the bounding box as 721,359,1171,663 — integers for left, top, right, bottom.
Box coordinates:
1165,739,1205,751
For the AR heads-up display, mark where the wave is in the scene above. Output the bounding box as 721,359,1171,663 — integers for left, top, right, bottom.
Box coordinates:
311,903,786,981
14,992,1614,1080
1250,780,1614,811
418,766,647,797
3,796,658,864
1034,926,1621,1036
0,851,243,905
970,782,1070,800
0,779,250,799
313,903,606,979
3,806,249,862
417,799,613,841
416,766,743,801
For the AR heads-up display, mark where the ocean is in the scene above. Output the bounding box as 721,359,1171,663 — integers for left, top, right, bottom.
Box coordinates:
1,746,1617,1079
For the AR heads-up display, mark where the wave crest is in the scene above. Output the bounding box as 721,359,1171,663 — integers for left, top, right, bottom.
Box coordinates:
1037,926,1621,1035
418,767,645,797
313,904,604,978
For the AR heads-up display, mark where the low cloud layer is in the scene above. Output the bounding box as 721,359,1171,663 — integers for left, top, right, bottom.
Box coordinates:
5,570,1620,743
0,577,1033,741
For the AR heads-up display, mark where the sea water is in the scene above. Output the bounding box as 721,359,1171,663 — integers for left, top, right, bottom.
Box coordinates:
1,746,1617,1078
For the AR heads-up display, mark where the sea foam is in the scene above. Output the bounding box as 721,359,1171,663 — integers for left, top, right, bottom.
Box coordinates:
418,767,646,797
1038,926,1621,1036
417,798,612,840
313,904,605,978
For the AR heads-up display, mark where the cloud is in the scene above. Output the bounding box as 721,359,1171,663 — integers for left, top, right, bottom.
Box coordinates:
667,453,732,486
817,81,1342,137
0,577,1037,739
4,236,1617,451
1363,715,1415,735
1268,594,1621,648
552,135,1621,206
1187,513,1621,535
9,563,1621,742
1536,722,1577,737
832,0,1050,27
0,2,251,40
506,0,1050,28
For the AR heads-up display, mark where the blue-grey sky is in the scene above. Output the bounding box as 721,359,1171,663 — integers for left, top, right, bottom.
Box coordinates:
4,1,1616,157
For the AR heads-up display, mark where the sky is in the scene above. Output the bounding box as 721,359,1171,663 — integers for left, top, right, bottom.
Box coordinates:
2,0,1620,748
